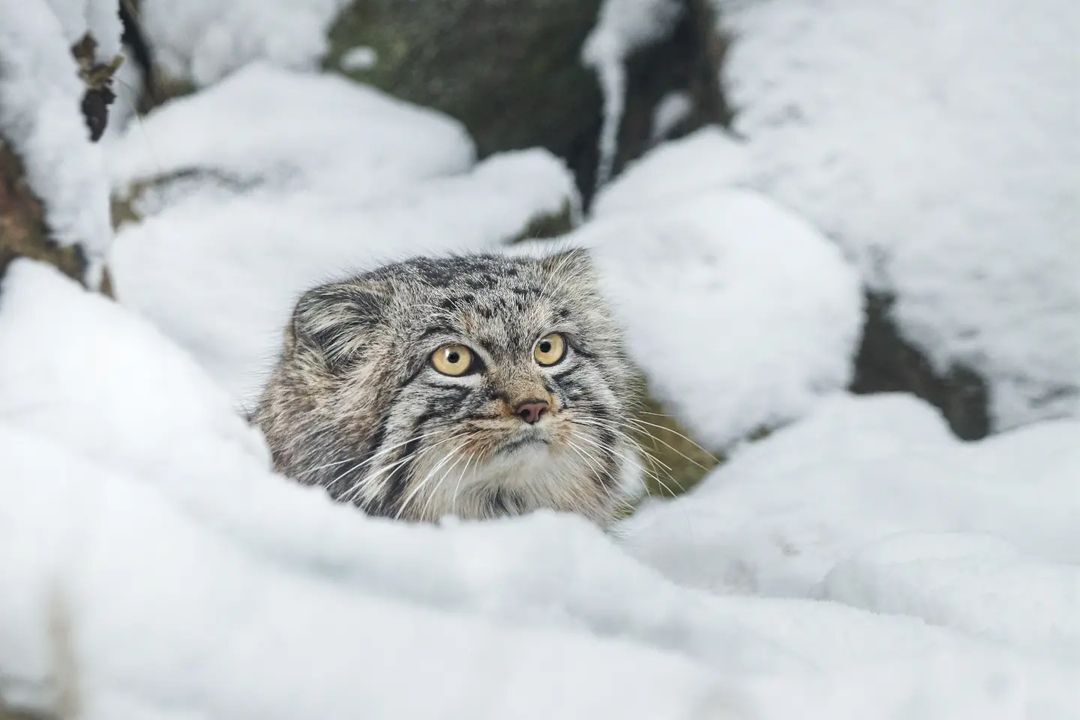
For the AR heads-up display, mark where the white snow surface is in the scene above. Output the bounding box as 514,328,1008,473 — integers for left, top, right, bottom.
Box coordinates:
714,0,1080,428
109,63,476,199
584,128,862,448
139,0,350,86
585,189,862,449
823,533,1080,662
0,0,118,280
625,393,1080,598
593,126,750,217
2,260,1079,719
42,0,122,60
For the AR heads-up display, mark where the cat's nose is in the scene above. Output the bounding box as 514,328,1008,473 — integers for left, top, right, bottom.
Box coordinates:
515,400,548,424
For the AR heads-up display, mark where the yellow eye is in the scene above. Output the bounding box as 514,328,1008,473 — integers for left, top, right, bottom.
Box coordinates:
431,344,474,376
533,333,566,366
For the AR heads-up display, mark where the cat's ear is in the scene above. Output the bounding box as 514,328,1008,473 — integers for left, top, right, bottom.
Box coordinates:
540,247,595,281
290,278,389,371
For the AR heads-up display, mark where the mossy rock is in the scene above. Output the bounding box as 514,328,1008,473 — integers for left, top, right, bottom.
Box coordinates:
631,388,721,498
325,0,604,194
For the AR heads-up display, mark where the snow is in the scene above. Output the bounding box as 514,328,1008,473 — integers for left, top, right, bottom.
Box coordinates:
624,393,1080,597
340,45,378,72
139,0,350,86
583,0,683,187
109,63,475,199
580,132,862,449
592,126,749,216
4,2,1078,716
2,262,1078,719
107,64,577,404
650,90,692,142
43,0,122,60
0,0,118,283
823,533,1080,662
714,0,1080,429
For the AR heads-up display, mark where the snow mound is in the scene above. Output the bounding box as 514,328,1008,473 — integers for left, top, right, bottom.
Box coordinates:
109,63,475,199
593,126,750,216
139,0,350,86
107,65,577,404
623,393,1080,597
715,0,1080,428
0,0,119,281
3,260,1078,719
823,533,1080,661
580,177,862,449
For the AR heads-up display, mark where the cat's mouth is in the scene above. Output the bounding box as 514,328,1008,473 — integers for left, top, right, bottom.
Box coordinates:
497,434,551,455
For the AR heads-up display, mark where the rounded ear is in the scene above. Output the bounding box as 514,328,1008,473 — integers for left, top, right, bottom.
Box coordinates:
292,279,389,371
540,247,595,280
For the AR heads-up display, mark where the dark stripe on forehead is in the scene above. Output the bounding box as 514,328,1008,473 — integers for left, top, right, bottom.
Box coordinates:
418,325,452,343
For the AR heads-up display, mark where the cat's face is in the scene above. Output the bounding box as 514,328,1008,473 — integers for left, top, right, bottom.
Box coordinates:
255,250,642,526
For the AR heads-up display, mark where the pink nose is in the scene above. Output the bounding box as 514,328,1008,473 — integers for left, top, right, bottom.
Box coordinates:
515,401,549,424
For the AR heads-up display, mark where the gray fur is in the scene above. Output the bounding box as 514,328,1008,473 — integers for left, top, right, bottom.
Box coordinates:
254,250,643,526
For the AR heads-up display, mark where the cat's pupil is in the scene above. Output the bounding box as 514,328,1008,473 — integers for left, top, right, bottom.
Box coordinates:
447,351,460,364
539,341,551,353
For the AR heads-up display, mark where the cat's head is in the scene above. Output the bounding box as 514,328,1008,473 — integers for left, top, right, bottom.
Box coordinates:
255,250,642,526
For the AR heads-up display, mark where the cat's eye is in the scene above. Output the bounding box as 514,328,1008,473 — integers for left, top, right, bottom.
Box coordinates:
431,344,475,376
533,333,566,366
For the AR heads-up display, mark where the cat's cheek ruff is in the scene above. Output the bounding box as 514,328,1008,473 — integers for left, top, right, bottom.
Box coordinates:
255,251,643,527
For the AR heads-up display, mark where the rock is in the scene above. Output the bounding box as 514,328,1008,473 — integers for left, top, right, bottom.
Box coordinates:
852,293,990,440
325,0,730,204
326,0,606,198
602,0,730,184
0,140,90,286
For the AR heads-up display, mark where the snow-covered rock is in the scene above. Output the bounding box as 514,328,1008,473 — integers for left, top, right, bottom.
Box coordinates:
0,0,120,283
580,133,863,449
109,63,475,200
714,0,1080,429
107,65,578,404
139,0,349,86
592,126,750,217
624,393,1080,598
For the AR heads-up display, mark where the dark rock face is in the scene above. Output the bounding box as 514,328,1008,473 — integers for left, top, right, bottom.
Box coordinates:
851,293,990,440
605,0,730,182
326,0,607,198
325,0,724,205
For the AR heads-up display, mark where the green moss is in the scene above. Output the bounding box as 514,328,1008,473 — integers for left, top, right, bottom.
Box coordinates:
631,389,721,498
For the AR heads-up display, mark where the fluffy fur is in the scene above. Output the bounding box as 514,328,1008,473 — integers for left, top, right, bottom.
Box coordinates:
254,250,643,526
